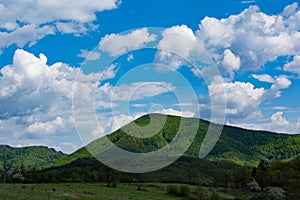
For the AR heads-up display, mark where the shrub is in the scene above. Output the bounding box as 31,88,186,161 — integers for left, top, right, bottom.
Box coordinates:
179,185,190,197
167,185,180,196
111,180,118,188
167,185,190,197
189,185,204,200
210,191,221,200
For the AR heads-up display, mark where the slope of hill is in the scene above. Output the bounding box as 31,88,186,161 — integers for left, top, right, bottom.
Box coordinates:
0,145,65,174
44,114,300,169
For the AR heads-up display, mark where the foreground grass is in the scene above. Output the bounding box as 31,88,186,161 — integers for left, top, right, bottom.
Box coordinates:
0,183,182,200
0,183,267,200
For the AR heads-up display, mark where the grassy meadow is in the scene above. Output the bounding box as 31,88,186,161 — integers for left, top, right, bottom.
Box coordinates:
0,183,264,200
0,183,184,200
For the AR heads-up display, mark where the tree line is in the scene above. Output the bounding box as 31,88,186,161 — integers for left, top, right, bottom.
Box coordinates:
1,156,300,199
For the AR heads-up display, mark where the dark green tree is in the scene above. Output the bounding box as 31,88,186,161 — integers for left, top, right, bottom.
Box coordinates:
189,185,205,200
287,178,300,200
82,169,95,183
251,166,257,178
20,163,25,177
25,168,39,183
97,166,120,187
2,156,7,184
234,167,252,188
10,164,25,183
255,160,270,191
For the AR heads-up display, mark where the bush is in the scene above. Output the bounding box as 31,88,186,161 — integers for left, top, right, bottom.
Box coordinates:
167,185,180,196
287,179,300,200
210,191,221,200
111,180,118,188
189,185,204,200
179,185,190,197
167,185,190,197
11,172,25,183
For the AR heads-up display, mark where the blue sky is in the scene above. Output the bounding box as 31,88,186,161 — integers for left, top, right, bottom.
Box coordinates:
0,0,300,153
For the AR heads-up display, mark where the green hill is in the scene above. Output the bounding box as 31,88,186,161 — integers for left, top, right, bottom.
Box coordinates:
45,114,300,169
0,145,65,174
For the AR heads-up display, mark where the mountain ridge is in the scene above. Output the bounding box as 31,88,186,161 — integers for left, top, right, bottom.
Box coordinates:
43,114,300,169
0,145,65,174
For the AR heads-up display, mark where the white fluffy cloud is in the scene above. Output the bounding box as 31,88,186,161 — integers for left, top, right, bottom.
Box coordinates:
157,25,197,58
98,81,175,101
197,3,300,75
282,2,298,17
284,55,300,74
209,80,265,120
127,54,134,62
100,63,119,81
154,108,195,118
206,74,292,126
155,25,200,71
99,28,156,56
110,113,146,133
241,1,256,4
0,49,179,150
27,116,64,135
221,49,241,76
77,49,101,61
0,49,111,152
270,111,290,127
0,24,55,49
266,76,292,98
251,74,275,83
229,111,300,134
0,0,121,51
251,74,291,98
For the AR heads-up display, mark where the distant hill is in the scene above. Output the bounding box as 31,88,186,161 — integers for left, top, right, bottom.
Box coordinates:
44,114,300,169
0,145,65,174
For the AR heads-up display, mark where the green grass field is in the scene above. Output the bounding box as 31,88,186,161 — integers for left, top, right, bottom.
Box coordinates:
0,183,263,200
0,183,183,200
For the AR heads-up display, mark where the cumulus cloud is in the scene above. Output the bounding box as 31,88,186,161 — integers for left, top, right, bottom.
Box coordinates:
229,111,300,134
77,49,101,61
284,55,300,74
83,112,147,141
221,49,241,76
99,63,119,81
127,54,134,62
91,125,106,138
266,76,292,98
110,113,145,132
157,25,197,58
209,80,265,120
130,103,146,108
98,81,175,101
270,111,290,127
99,28,156,56
206,74,292,131
282,2,299,17
154,108,195,118
1,49,73,102
0,49,180,150
155,25,201,71
205,74,291,122
252,74,275,83
241,0,256,4
0,49,113,152
27,116,64,135
252,74,291,98
0,0,121,51
271,76,291,90
197,3,300,75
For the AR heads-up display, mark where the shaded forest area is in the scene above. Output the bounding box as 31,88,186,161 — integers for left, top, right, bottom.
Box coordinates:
1,156,300,199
